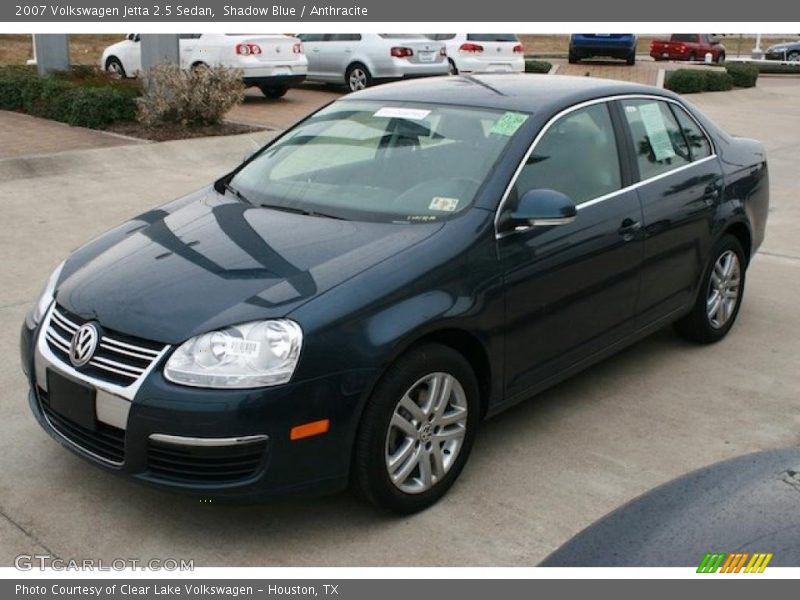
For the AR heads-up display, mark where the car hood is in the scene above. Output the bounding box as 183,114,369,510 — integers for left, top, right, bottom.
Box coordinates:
56,189,441,344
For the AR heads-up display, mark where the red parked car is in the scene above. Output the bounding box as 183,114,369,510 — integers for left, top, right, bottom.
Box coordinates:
650,34,726,63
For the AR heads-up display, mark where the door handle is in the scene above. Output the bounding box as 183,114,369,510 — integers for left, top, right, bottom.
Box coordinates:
703,185,720,206
618,218,641,242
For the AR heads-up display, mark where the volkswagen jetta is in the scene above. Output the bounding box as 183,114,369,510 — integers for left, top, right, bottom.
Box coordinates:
20,75,769,513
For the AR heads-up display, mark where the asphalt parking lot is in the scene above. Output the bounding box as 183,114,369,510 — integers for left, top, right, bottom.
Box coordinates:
0,78,798,567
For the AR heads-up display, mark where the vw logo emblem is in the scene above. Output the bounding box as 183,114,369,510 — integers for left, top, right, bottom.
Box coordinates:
69,323,99,367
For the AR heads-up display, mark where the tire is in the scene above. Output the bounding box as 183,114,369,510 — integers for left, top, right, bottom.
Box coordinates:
105,56,126,78
716,52,726,64
448,58,458,75
688,52,697,62
259,85,288,99
788,51,800,63
568,51,579,64
626,52,636,65
345,63,372,92
352,343,480,514
674,235,746,344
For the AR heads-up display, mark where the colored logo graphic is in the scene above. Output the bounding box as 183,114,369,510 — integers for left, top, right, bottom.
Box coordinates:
697,552,773,573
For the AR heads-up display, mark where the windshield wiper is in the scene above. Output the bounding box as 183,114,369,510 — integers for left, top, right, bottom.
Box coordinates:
222,181,252,205
259,203,348,221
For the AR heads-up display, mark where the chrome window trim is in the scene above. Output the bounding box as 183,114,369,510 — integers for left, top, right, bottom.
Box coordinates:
494,93,718,239
35,302,172,403
149,433,269,447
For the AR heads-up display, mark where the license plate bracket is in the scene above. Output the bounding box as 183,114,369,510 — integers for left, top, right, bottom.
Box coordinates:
47,370,97,431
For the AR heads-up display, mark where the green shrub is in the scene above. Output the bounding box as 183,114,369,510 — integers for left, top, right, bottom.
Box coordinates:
525,60,553,73
703,70,733,91
665,68,734,93
665,69,706,93
0,65,138,128
725,63,759,87
0,66,37,110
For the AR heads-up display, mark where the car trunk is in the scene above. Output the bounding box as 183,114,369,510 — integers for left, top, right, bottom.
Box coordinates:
231,35,297,63
383,36,444,64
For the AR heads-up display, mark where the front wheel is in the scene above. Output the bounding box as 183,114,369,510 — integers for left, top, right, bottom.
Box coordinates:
352,344,480,514
105,56,126,78
674,235,746,344
787,51,800,63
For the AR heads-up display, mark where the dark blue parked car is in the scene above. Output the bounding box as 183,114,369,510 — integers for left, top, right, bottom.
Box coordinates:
569,34,637,65
20,75,768,514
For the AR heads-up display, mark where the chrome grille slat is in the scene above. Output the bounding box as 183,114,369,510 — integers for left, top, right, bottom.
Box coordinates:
44,305,167,388
50,309,78,333
90,356,146,375
100,337,161,357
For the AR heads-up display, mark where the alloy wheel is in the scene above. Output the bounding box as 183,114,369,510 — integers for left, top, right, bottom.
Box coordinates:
384,372,468,494
707,250,741,329
349,68,368,91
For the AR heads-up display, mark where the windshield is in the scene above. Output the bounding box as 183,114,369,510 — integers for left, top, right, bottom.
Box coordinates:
230,101,526,223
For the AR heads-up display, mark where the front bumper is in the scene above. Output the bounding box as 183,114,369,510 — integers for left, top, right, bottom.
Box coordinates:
21,313,376,500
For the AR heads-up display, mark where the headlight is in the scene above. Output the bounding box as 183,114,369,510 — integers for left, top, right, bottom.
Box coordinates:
164,320,303,388
25,261,65,328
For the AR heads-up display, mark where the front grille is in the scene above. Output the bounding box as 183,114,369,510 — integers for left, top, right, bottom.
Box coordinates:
147,439,267,484
44,305,166,387
38,388,126,464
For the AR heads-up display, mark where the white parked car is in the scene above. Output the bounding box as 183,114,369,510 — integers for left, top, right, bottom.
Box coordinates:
296,34,448,92
100,34,308,98
427,34,525,75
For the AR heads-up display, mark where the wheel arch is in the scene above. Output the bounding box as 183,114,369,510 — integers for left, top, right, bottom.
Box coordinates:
723,220,753,266
385,327,494,420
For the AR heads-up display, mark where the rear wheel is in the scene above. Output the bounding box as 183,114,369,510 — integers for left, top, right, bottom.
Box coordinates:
353,344,480,514
259,85,288,99
626,51,636,65
674,235,746,344
568,51,579,64
716,51,726,64
787,51,800,63
345,63,372,92
688,52,697,62
448,58,458,75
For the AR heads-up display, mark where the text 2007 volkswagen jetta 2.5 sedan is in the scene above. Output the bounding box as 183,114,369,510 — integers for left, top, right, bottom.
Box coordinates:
20,75,768,513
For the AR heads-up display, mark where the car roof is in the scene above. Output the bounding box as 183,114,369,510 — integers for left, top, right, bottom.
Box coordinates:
344,74,676,116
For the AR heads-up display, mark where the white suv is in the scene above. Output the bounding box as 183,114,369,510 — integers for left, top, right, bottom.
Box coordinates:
100,34,308,98
427,34,525,75
296,34,448,92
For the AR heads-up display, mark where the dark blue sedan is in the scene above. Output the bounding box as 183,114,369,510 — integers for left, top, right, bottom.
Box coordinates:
20,75,769,513
569,34,638,65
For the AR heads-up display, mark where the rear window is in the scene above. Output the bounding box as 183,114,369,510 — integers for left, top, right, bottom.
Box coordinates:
670,34,699,43
467,34,519,42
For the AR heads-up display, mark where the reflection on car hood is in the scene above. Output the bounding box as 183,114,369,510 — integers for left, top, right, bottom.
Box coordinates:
56,189,441,344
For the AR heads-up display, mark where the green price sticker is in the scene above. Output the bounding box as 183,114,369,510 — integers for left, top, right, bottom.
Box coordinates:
491,112,529,136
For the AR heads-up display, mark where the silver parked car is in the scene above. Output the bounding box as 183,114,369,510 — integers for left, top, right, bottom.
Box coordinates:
296,34,448,92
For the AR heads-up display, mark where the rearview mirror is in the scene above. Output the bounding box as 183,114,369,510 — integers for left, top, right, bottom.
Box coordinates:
501,189,577,233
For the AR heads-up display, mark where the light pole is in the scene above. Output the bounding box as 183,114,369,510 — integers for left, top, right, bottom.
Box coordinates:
752,33,763,59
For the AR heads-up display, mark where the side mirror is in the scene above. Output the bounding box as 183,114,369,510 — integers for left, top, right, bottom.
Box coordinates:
501,188,577,233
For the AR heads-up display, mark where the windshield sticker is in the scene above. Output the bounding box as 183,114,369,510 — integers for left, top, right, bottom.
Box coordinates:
429,197,459,212
374,107,431,120
491,112,529,136
637,102,676,161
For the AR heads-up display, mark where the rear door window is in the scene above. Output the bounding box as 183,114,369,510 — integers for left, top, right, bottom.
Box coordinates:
620,99,691,181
